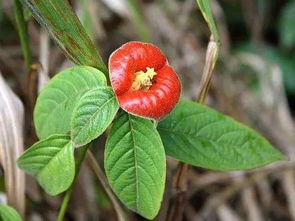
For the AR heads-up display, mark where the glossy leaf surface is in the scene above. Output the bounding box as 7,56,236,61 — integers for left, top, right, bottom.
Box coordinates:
158,100,287,171
71,87,119,146
17,135,75,195
105,112,166,219
34,66,107,139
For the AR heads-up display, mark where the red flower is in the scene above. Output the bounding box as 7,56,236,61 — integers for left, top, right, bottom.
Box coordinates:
109,41,181,120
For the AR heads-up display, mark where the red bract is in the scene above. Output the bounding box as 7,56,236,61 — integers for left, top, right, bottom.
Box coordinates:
109,41,181,120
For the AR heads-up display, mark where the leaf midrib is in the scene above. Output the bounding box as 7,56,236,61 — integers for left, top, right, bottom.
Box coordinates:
37,141,71,177
38,87,97,137
127,114,140,212
157,126,247,145
158,126,282,168
73,93,115,139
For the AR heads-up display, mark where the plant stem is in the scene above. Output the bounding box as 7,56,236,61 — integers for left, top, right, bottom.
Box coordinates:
13,0,32,71
166,36,219,221
176,36,219,186
57,186,73,221
197,36,219,103
57,145,88,221
86,151,128,221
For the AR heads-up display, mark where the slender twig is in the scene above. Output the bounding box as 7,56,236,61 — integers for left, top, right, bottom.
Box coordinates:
13,0,32,71
86,150,129,221
38,29,50,92
166,35,219,221
57,145,88,221
196,35,219,103
57,186,74,221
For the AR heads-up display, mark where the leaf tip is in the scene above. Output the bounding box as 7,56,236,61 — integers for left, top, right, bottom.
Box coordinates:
16,154,25,170
71,140,85,148
277,152,289,162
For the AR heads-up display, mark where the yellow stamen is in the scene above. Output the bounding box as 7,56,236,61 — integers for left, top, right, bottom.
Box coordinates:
131,67,157,91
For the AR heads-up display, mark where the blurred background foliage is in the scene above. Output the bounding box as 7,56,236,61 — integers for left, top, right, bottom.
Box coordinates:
0,0,295,220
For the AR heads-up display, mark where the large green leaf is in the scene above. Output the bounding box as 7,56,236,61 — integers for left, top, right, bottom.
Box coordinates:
0,205,22,221
71,87,119,146
19,0,107,73
17,134,75,195
158,100,287,171
105,112,166,219
34,66,107,139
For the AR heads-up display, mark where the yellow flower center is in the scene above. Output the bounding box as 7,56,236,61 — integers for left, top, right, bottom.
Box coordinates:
131,67,157,91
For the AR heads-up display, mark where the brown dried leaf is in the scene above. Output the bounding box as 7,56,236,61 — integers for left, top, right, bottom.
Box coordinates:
0,73,25,216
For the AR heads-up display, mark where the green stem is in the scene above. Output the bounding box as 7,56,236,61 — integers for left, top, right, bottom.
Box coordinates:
57,186,73,221
57,145,88,221
13,0,32,71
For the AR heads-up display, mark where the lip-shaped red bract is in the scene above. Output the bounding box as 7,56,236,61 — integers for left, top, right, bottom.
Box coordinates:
109,41,181,119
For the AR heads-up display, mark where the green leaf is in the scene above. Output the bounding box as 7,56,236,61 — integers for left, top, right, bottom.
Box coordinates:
71,87,119,146
158,100,287,171
17,134,75,195
105,112,166,219
19,0,107,73
279,0,295,48
195,0,219,43
34,66,107,139
0,205,22,221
